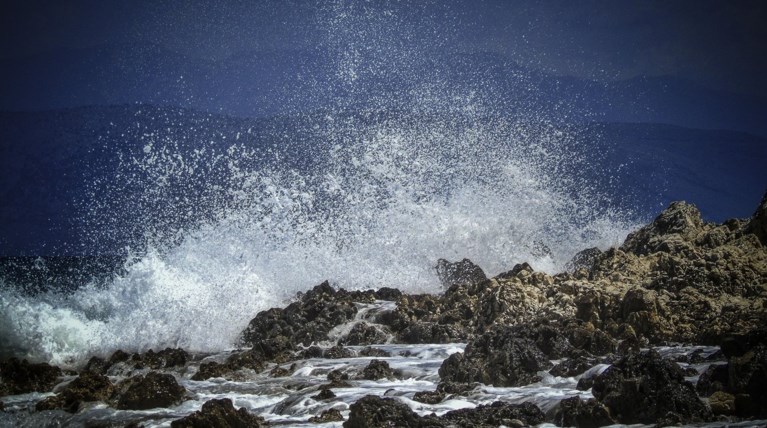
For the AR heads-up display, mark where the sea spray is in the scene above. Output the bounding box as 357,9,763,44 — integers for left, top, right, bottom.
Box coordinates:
0,111,639,367
0,1,641,366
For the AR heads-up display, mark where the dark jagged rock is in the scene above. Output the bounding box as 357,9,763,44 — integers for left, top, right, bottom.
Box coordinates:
435,258,487,288
621,201,705,256
360,359,399,380
412,390,446,404
36,370,114,413
441,401,545,427
436,381,478,395
309,408,344,423
553,397,615,428
323,345,355,359
192,361,232,381
327,369,349,383
269,365,291,378
399,321,467,344
745,190,767,245
619,287,673,343
192,338,293,381
83,356,109,374
494,262,534,280
359,347,391,357
240,281,358,347
721,330,767,359
726,344,767,417
299,346,325,359
345,395,543,428
565,247,603,272
549,356,597,378
438,326,552,387
591,350,711,424
0,358,61,396
696,363,729,396
170,398,267,427
109,349,130,364
344,395,442,428
115,372,186,410
339,322,390,346
311,387,336,400
374,287,403,301
506,322,573,359
708,391,736,416
132,348,188,370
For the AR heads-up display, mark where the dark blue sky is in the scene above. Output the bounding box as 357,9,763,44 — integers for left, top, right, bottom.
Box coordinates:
1,0,765,98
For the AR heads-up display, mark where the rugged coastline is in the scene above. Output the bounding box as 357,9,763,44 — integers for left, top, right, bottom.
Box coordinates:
1,194,766,427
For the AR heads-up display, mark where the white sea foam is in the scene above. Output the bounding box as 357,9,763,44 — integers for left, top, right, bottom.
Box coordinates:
0,115,640,367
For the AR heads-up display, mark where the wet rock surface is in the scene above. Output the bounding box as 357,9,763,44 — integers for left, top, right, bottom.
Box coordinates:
591,350,711,424
438,327,552,387
344,395,439,428
36,370,114,413
115,371,186,410
435,258,487,288
239,281,361,347
440,401,545,427
0,358,61,396
171,398,268,427
344,395,545,428
553,396,615,428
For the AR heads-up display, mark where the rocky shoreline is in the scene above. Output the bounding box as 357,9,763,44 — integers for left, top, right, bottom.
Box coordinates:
1,193,766,427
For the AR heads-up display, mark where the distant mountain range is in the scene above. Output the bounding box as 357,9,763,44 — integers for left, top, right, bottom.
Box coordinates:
1,43,765,136
1,105,765,256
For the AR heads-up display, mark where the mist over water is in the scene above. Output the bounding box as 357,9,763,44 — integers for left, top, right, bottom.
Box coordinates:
0,1,641,366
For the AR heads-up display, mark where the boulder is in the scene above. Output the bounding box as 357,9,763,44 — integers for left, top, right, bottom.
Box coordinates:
192,340,289,381
83,356,110,374
192,361,233,381
553,397,615,428
726,344,767,417
339,322,390,346
132,348,188,370
565,247,603,272
591,350,711,424
398,321,467,344
696,363,728,396
115,371,186,410
438,326,552,387
441,401,545,427
412,390,446,404
239,281,358,347
549,356,597,378
621,201,705,256
435,258,487,288
359,347,391,358
374,287,403,301
0,358,61,396
311,387,336,400
360,359,399,380
708,391,736,416
344,395,442,428
323,345,355,359
35,370,113,413
171,398,267,427
309,408,344,423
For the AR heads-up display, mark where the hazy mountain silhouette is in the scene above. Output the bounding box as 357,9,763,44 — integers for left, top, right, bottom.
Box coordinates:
2,43,765,135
